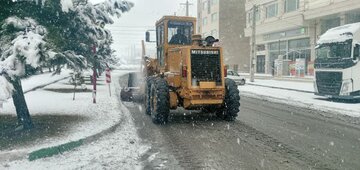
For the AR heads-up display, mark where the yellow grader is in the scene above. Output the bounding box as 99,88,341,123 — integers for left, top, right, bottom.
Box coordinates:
123,16,240,124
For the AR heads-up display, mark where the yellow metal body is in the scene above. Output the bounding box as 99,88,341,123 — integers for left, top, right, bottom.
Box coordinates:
147,16,226,110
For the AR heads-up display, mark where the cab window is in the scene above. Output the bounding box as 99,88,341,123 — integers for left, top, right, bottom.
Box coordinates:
168,21,193,45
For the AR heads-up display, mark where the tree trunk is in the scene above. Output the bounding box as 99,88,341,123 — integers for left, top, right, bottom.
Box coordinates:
10,77,34,129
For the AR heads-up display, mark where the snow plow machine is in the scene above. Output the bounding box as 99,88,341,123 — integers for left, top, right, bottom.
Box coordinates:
120,16,240,124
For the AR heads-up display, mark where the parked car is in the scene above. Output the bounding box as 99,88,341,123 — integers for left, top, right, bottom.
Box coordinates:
226,70,246,85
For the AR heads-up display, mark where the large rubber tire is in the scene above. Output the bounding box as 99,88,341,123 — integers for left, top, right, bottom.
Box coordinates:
144,77,154,115
150,78,170,124
217,78,240,121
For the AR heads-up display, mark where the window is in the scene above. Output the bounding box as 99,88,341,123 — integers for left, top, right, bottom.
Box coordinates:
203,17,208,26
167,21,193,45
346,12,360,24
156,24,164,46
211,13,218,22
266,3,278,18
321,18,340,34
284,0,299,13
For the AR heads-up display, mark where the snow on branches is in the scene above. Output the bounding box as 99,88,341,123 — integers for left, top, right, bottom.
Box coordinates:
0,16,48,101
0,0,133,101
0,17,47,76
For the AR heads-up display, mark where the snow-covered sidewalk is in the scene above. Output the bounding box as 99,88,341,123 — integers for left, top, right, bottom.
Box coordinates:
240,79,360,118
0,70,148,169
247,79,314,93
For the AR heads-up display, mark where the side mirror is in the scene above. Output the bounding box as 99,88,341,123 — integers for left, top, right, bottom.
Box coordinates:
354,44,360,60
145,31,150,42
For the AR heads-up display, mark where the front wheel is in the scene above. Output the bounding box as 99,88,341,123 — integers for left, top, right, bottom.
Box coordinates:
150,78,170,124
144,77,154,115
217,78,240,121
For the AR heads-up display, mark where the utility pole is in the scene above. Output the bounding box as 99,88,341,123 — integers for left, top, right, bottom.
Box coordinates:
250,5,257,82
180,0,193,16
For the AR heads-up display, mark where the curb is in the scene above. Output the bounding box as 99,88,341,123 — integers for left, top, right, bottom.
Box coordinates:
27,115,125,161
28,140,83,161
247,83,314,94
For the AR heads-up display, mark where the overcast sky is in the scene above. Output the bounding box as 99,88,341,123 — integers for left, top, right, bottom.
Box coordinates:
90,0,197,59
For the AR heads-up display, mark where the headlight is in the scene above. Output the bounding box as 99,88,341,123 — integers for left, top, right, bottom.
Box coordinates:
340,80,353,96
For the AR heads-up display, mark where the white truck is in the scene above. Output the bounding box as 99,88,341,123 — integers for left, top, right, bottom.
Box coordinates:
314,23,360,99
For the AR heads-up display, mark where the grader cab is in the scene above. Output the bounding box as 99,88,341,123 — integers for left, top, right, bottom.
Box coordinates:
139,16,241,124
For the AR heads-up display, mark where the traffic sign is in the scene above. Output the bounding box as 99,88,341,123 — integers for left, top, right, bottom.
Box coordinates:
106,68,111,83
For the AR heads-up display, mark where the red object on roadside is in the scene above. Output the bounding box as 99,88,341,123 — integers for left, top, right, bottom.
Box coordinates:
106,68,111,83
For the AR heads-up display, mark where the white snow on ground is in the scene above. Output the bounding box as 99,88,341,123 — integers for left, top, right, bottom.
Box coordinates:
21,70,71,92
1,70,149,169
247,79,314,92
240,79,360,117
0,70,70,105
4,80,149,169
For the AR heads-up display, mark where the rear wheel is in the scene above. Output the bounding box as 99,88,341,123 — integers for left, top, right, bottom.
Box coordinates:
217,78,240,121
150,78,170,124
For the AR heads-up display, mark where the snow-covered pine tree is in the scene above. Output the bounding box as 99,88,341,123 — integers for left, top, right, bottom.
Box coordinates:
0,0,133,130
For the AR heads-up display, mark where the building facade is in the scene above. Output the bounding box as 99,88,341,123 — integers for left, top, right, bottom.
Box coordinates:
245,0,360,76
197,0,250,73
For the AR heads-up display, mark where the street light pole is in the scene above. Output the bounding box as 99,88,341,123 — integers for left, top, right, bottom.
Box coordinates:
250,5,257,82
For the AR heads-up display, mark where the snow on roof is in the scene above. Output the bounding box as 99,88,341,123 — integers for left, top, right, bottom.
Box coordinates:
317,22,360,44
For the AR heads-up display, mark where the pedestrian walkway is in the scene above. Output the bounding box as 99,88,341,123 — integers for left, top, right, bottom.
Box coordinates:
239,79,360,119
